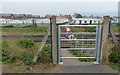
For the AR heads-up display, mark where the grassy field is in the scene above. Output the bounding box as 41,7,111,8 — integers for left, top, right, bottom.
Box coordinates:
61,27,96,32
117,26,120,33
1,39,52,64
1,25,119,36
0,27,48,35
1,40,39,65
1,39,53,73
111,25,120,34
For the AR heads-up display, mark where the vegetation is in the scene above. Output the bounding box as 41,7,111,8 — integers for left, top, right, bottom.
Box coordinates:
2,40,52,67
61,27,96,32
38,44,52,63
44,63,52,70
69,51,95,62
115,25,120,33
73,13,83,18
108,46,119,70
15,69,28,73
111,65,120,71
108,50,119,64
68,44,95,62
72,27,96,32
2,40,38,67
108,47,119,64
17,39,35,48
1,27,48,35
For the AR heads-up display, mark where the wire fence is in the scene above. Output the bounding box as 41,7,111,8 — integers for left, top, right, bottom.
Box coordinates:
1,18,53,66
109,18,119,48
0,18,69,42
1,17,71,66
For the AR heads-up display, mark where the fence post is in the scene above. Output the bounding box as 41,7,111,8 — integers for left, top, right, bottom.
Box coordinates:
100,16,110,64
51,16,58,64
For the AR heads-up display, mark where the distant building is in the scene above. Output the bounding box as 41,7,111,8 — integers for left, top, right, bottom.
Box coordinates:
0,13,40,19
45,15,72,23
111,17,118,25
72,17,103,25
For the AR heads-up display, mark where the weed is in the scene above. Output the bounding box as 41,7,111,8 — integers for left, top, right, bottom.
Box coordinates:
111,65,120,71
2,40,38,67
44,64,52,70
38,44,52,63
15,69,28,73
108,47,119,64
17,39,35,48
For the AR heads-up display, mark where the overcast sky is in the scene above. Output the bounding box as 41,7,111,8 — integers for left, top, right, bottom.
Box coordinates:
1,2,118,16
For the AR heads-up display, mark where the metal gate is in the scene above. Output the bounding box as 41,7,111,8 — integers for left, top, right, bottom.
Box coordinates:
58,25,102,64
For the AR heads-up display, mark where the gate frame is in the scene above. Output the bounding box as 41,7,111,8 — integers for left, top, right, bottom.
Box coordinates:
57,25,102,64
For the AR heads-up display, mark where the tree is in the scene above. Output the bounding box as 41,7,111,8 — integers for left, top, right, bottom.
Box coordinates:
73,13,83,18
89,15,94,18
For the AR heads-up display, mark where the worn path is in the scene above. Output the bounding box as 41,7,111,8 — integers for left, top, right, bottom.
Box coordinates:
56,50,118,73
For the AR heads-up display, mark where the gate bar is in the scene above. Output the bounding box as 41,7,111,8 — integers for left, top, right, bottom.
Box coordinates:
96,25,102,64
58,25,61,64
61,48,95,50
94,25,99,59
61,57,95,59
61,32,96,35
59,25,98,27
61,39,96,41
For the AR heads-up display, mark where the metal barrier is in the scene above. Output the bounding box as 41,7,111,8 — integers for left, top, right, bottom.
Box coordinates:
58,25,102,64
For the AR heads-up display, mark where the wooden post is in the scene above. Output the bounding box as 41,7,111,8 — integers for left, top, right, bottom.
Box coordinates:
100,16,110,63
51,16,58,64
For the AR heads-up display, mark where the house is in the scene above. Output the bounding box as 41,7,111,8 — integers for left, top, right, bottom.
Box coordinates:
72,17,103,25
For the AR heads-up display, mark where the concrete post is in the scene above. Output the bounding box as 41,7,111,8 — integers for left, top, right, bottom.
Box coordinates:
51,16,58,64
100,16,110,63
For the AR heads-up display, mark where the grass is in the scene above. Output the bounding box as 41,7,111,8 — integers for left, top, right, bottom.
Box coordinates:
38,44,52,63
11,63,25,66
69,50,95,62
2,40,39,66
69,44,96,62
44,64,52,70
108,45,119,71
2,40,53,73
61,27,96,33
116,26,120,34
111,64,120,71
2,40,52,67
111,25,120,34
0,27,48,35
15,69,28,73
